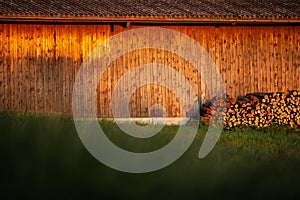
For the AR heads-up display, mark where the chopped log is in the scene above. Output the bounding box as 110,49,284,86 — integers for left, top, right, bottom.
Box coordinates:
205,90,300,129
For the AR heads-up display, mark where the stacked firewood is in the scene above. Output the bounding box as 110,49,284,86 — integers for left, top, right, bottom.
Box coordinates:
204,90,300,129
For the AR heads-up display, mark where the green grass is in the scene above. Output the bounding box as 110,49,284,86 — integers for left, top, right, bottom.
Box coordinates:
1,112,300,199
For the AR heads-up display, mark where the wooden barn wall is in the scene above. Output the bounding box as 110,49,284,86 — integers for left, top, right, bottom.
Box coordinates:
0,24,299,117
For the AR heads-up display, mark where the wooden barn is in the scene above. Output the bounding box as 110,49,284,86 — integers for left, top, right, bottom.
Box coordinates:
0,0,299,118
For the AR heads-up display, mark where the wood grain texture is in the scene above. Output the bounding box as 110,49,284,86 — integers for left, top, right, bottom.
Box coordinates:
0,24,299,117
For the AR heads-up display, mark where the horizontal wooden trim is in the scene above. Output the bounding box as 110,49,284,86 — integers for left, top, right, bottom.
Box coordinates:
0,15,300,25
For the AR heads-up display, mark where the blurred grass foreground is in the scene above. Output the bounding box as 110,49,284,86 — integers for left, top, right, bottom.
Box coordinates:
1,112,300,199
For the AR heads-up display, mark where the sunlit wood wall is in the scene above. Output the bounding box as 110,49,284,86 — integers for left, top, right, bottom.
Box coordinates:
0,24,299,117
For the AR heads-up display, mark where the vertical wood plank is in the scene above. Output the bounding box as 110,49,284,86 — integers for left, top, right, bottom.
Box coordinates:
282,28,288,91
237,27,243,95
244,27,250,94
31,25,36,113
202,27,209,99
16,24,21,111
226,27,233,96
133,37,141,117
2,25,6,110
28,25,36,112
273,27,277,92
232,28,238,96
182,25,189,115
277,27,283,92
12,24,18,110
7,24,12,110
221,27,228,97
190,26,200,112
296,27,300,90
257,27,262,92
261,30,267,92
251,27,256,93
23,25,29,112
267,28,272,92
102,26,109,117
287,27,293,90
35,25,41,113
209,26,216,97
158,28,164,116
290,27,295,90
44,25,50,114
53,25,59,114
142,28,149,117
116,25,124,117
57,25,63,115
146,29,152,117
104,26,112,117
41,25,47,114
0,24,3,110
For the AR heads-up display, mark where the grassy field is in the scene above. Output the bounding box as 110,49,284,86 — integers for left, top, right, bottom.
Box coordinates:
1,112,300,199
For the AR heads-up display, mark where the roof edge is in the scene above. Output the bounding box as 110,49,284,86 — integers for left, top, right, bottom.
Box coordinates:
0,15,300,24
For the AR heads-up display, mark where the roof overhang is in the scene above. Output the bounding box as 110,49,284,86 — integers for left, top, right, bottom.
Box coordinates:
0,15,300,25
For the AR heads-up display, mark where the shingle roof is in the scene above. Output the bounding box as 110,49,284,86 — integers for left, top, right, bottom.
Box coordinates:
0,0,299,21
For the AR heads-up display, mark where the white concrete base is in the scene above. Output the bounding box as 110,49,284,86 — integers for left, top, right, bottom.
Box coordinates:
99,117,192,125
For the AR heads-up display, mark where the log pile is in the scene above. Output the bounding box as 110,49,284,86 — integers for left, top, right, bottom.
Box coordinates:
204,90,300,129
